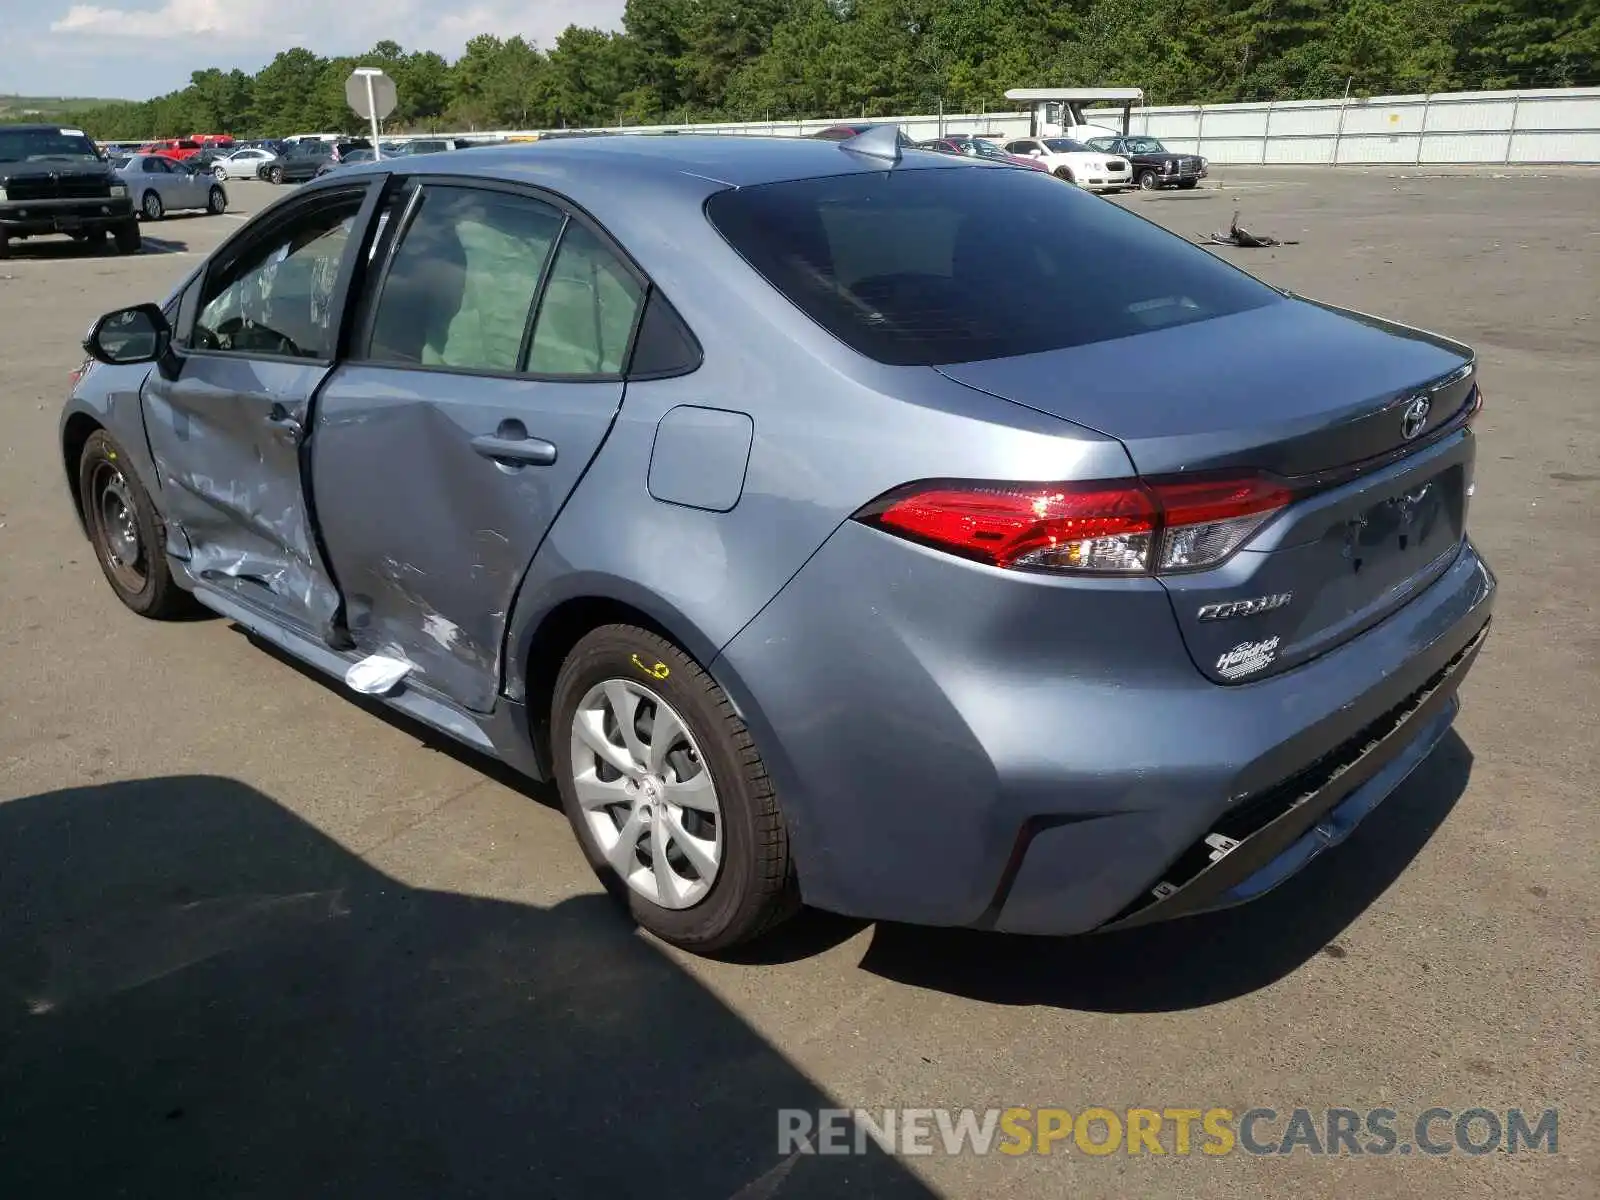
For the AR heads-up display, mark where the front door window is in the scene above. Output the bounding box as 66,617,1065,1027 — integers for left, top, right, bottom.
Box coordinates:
193,194,365,359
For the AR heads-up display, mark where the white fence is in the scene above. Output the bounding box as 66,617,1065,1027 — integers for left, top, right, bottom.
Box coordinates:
1094,88,1600,165
466,86,1600,166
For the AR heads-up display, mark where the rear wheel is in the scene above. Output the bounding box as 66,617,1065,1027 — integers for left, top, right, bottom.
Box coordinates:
207,185,227,214
0,231,10,260
114,221,141,255
1137,169,1158,190
141,190,164,220
268,166,284,185
77,430,195,619
552,624,798,953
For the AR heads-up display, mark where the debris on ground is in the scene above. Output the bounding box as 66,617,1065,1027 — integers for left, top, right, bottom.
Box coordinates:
1202,211,1299,248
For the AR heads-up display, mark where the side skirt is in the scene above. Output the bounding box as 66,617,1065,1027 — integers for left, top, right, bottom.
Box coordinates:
186,577,546,782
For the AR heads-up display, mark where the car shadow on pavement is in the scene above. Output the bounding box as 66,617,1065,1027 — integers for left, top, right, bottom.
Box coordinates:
0,776,933,1199
855,732,1475,1013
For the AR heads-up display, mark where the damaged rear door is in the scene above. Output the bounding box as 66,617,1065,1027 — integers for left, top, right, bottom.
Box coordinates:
140,180,385,639
310,180,646,713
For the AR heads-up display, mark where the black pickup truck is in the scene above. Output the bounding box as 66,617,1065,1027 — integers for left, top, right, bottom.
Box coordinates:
0,125,139,258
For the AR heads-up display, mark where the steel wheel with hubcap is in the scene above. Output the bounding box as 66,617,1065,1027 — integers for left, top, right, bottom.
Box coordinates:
552,624,798,952
570,678,723,909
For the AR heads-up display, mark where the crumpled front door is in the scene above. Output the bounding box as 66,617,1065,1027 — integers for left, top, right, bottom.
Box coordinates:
141,354,342,639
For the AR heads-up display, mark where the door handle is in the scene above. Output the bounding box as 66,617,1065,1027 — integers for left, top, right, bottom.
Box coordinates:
471,422,557,467
267,401,303,444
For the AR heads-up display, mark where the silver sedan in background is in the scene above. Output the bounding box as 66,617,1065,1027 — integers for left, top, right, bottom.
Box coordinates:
210,147,275,182
113,154,228,221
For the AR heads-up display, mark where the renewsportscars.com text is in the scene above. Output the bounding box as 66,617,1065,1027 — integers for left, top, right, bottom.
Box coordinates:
779,1106,1559,1158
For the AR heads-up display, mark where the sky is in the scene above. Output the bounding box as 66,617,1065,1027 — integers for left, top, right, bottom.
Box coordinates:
2,0,628,100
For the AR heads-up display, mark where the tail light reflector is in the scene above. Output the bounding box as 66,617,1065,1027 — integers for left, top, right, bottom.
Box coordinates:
854,474,1292,575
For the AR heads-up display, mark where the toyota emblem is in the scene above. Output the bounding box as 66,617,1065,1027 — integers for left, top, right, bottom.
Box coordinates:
1400,395,1431,440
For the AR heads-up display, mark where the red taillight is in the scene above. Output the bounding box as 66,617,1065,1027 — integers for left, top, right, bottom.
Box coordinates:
855,473,1292,575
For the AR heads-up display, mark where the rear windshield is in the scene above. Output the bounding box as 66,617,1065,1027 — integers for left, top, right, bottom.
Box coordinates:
704,165,1280,366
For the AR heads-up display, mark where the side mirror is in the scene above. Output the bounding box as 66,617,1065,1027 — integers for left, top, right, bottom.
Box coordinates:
1029,149,1043,157
83,303,171,366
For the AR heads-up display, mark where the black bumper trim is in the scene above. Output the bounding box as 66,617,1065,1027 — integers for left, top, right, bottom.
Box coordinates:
1099,616,1490,930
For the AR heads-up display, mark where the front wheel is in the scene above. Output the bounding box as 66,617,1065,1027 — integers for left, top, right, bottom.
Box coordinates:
1136,170,1158,191
77,430,196,619
114,221,141,255
212,166,228,181
207,185,227,214
552,625,799,953
1053,167,1076,185
1178,179,1199,190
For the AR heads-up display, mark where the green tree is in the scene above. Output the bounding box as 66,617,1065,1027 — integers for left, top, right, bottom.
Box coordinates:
55,1,1598,143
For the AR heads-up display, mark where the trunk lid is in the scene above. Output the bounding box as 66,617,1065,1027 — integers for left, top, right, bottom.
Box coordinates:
936,297,1480,683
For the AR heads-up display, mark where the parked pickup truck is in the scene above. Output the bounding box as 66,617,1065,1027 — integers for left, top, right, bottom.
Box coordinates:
0,125,139,258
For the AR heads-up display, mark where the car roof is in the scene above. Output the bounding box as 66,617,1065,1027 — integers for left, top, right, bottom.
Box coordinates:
362,133,967,192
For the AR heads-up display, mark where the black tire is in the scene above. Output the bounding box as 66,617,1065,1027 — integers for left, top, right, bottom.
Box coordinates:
1178,179,1199,190
141,189,164,220
268,166,285,185
77,429,196,619
114,221,141,255
1137,169,1158,190
0,231,10,260
84,228,108,251
1054,166,1075,185
207,185,227,214
551,624,798,953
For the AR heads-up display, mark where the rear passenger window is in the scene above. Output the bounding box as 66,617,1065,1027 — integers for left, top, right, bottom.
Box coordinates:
527,223,644,377
367,185,563,372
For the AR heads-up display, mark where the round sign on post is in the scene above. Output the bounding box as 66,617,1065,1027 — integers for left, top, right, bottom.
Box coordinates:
346,68,397,160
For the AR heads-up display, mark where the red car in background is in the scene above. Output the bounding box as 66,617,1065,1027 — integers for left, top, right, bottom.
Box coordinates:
916,135,1051,173
136,138,204,160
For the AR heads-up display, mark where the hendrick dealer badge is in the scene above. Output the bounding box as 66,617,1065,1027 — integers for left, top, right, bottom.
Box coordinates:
1216,636,1281,680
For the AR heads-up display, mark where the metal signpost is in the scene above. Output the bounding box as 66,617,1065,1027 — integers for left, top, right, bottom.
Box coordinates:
346,68,398,161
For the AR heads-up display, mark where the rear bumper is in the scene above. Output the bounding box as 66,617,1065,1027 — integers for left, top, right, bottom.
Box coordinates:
0,197,134,236
713,524,1495,935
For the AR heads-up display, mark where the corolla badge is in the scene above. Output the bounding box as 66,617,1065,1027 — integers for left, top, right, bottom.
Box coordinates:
1197,592,1293,622
1216,636,1281,680
1401,395,1431,440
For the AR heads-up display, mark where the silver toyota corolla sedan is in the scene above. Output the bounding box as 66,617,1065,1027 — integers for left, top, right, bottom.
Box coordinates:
61,131,1494,953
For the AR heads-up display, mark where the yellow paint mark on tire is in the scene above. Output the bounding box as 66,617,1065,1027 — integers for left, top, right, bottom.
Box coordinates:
631,653,670,680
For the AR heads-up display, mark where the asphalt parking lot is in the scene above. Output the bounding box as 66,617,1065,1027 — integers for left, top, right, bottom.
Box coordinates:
1,167,1595,1199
